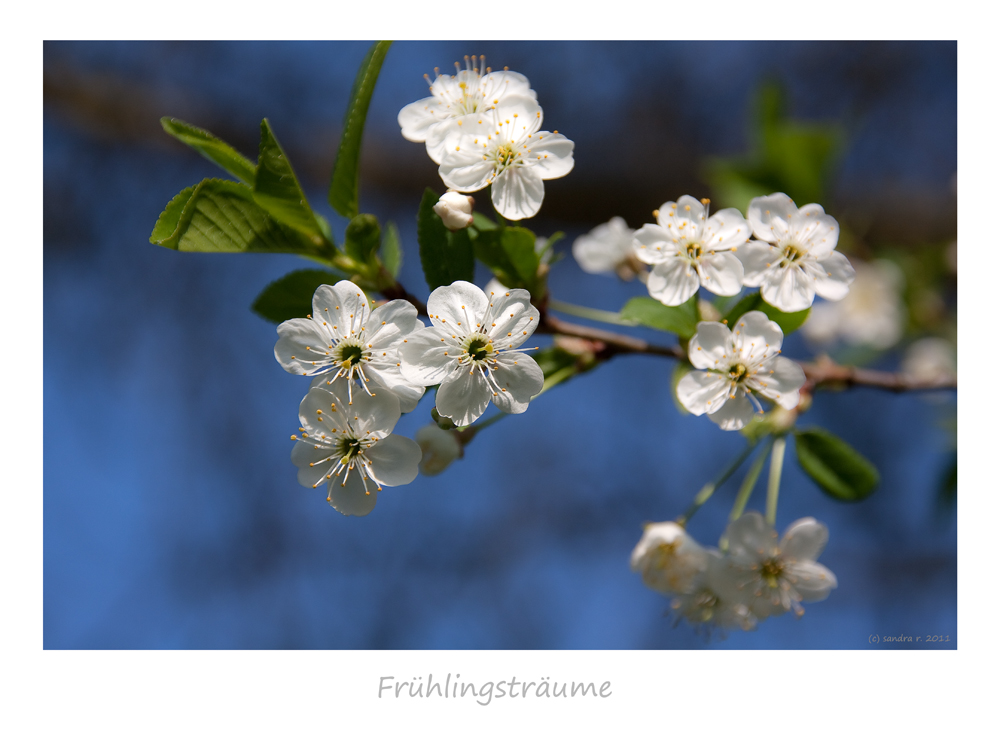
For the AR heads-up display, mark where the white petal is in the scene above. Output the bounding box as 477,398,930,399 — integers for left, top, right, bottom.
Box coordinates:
365,300,419,349
632,224,674,265
737,241,779,287
274,318,334,376
343,386,402,436
298,384,354,438
327,470,379,517
698,252,744,296
725,511,779,559
491,166,545,221
312,281,372,341
760,266,816,312
657,195,706,243
646,258,701,306
780,517,829,561
813,251,856,302
792,209,839,260
747,193,797,243
688,321,733,370
527,131,574,179
676,371,729,416
438,141,494,192
731,310,784,353
486,289,539,347
786,560,837,602
435,366,492,426
415,425,462,476
701,208,751,252
491,354,544,411
572,217,634,273
425,118,469,165
365,434,421,486
357,364,425,414
481,70,536,102
397,97,442,143
291,440,337,490
398,328,459,386
754,356,805,409
707,388,755,430
426,280,489,331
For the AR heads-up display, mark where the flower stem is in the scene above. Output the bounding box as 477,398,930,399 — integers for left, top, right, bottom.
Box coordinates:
765,436,787,527
548,299,633,326
677,440,758,526
729,437,774,523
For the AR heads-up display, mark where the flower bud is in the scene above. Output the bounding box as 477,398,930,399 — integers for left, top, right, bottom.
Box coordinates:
433,191,475,231
415,424,461,476
630,521,709,595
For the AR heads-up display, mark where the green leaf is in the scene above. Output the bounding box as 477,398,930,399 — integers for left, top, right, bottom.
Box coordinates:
417,188,475,291
253,119,326,245
251,269,345,323
381,221,402,278
343,213,381,264
619,296,699,339
532,345,578,377
793,428,880,502
150,178,324,255
160,117,256,185
328,40,392,219
724,292,810,335
502,227,541,284
472,227,541,293
471,211,498,231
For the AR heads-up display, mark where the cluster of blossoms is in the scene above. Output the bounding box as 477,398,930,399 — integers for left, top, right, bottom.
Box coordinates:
274,280,543,515
631,513,837,633
574,192,856,314
398,56,574,221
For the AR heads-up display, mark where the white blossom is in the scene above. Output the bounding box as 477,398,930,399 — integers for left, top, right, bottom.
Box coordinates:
669,550,757,633
801,259,906,349
398,56,537,165
676,311,806,430
399,281,544,426
572,216,638,276
274,280,425,413
902,337,956,383
290,383,420,517
724,512,838,619
437,96,574,221
415,424,462,476
630,521,709,595
633,196,749,306
738,193,855,313
433,191,475,230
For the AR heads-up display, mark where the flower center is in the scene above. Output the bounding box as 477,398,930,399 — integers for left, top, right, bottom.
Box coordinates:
760,558,784,588
685,242,704,261
464,335,494,363
334,436,364,464
495,143,518,169
334,340,365,369
781,244,805,265
728,363,748,382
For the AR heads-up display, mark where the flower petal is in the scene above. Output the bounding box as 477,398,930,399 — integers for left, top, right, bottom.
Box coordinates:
435,365,491,426
274,318,335,376
364,434,421,486
426,280,490,332
491,354,544,410
731,310,784,354
398,328,458,386
527,131,574,179
786,560,837,602
676,371,729,416
312,281,372,341
707,388,755,430
646,258,700,306
572,216,634,273
725,511,779,559
701,208,751,252
747,193,797,243
813,251,856,302
754,356,805,409
486,289,539,347
760,265,816,312
491,166,545,221
352,364,425,414
780,517,829,561
327,470,379,517
633,224,674,265
397,97,442,143
688,321,733,370
698,251,744,296
343,385,402,436
736,241,779,287
298,384,354,439
291,440,337,490
365,299,419,350
791,208,839,260
438,141,495,192
658,195,706,243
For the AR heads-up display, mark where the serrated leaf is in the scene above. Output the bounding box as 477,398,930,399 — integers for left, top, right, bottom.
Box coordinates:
619,296,699,338
160,117,256,185
329,40,392,219
251,269,345,323
417,188,475,291
253,119,326,245
472,227,541,293
724,292,810,335
793,428,879,502
150,179,324,255
502,227,540,285
471,211,498,231
381,221,402,278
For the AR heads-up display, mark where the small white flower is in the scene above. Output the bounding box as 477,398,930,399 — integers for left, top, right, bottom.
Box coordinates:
633,196,749,305
676,311,806,431
630,521,709,595
399,281,544,426
290,383,421,517
572,216,640,278
724,512,838,619
738,193,855,313
398,56,537,165
669,550,757,633
433,191,475,231
902,337,957,382
415,424,462,476
437,96,574,221
801,259,906,349
274,280,426,413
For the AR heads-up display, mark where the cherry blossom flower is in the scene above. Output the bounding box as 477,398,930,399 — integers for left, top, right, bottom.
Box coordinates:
399,281,543,426
633,196,749,305
723,512,838,619
274,280,425,412
902,337,957,383
415,424,462,476
437,96,574,221
290,384,420,516
572,216,642,278
676,311,805,430
398,56,537,165
433,191,475,231
737,193,855,313
630,521,709,595
669,550,757,633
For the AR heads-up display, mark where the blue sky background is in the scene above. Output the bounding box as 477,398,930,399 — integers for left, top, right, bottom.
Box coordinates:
43,41,956,649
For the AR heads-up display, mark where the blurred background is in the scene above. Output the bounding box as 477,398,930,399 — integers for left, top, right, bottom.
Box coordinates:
44,41,956,649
